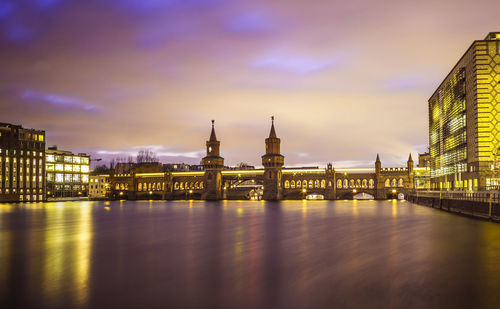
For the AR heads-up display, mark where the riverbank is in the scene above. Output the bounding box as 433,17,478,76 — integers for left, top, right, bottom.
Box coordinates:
407,194,500,222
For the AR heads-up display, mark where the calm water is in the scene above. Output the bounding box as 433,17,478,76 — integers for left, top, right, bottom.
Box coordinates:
1,200,500,308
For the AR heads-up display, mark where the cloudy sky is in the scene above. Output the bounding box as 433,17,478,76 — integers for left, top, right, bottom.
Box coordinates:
1,0,499,168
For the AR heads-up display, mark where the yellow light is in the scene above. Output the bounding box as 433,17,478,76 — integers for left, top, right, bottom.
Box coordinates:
223,187,227,190
171,171,205,176
302,188,306,193
135,172,165,177
392,189,396,193
149,191,152,194
353,189,357,193
119,192,123,195
189,190,193,194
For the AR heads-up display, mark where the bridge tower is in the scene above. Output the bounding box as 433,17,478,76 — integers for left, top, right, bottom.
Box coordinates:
325,163,336,199
375,154,385,199
262,116,284,201
202,120,224,200
407,153,414,190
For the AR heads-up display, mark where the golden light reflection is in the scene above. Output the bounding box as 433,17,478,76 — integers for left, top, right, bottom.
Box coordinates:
352,199,358,217
392,199,398,217
237,207,244,217
0,203,14,214
42,202,93,307
74,203,92,306
301,199,308,217
0,215,12,294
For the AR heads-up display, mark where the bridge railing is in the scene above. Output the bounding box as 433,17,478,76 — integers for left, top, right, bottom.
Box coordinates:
409,190,500,204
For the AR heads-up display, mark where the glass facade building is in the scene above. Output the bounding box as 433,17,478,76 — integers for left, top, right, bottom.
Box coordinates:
0,122,46,202
429,32,500,190
46,147,90,197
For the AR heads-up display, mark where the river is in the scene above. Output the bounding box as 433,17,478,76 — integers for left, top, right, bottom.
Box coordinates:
1,200,500,308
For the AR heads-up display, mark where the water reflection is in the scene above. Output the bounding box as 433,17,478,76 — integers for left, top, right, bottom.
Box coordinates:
1,200,500,308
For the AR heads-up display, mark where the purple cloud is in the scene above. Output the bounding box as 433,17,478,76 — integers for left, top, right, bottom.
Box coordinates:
252,52,346,74
226,10,273,34
21,89,100,112
384,75,429,91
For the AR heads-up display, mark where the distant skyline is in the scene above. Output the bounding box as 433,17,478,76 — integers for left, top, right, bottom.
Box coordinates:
1,0,499,168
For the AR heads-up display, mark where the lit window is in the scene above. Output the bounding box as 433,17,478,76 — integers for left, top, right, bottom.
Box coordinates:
56,174,64,183
81,165,89,173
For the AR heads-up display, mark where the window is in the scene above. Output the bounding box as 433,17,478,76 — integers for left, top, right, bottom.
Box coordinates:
73,156,81,164
385,179,390,187
291,180,295,188
174,182,179,190
82,175,89,183
337,179,342,188
356,179,361,187
398,179,403,187
314,180,319,188
392,179,397,187
308,180,313,188
46,155,54,162
55,164,63,171
56,173,64,183
343,179,348,188
81,165,89,173
321,180,326,188
284,180,290,188
362,179,367,188
296,180,301,188
349,179,354,188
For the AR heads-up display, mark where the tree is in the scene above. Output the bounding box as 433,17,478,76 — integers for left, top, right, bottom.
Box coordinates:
136,149,159,164
93,164,109,174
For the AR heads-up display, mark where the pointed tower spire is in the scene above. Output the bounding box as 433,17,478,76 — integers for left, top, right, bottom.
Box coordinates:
376,153,380,162
209,119,217,142
408,153,413,162
269,116,277,138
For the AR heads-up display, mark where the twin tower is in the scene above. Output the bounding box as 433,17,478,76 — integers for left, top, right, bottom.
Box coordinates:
201,118,283,201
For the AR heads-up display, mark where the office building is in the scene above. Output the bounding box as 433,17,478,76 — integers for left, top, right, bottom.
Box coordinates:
46,146,90,197
429,32,500,190
0,122,46,202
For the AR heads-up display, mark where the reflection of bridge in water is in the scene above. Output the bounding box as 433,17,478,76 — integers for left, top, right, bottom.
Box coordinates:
108,119,429,201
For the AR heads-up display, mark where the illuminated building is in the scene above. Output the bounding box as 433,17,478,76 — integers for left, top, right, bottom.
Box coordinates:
262,116,284,200
104,119,429,201
429,32,500,190
201,120,224,200
89,175,110,199
45,146,90,197
0,122,46,202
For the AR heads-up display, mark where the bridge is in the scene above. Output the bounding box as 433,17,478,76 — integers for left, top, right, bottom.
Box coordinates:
107,119,429,201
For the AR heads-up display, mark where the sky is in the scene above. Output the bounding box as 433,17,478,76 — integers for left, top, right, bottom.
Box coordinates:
0,0,499,169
